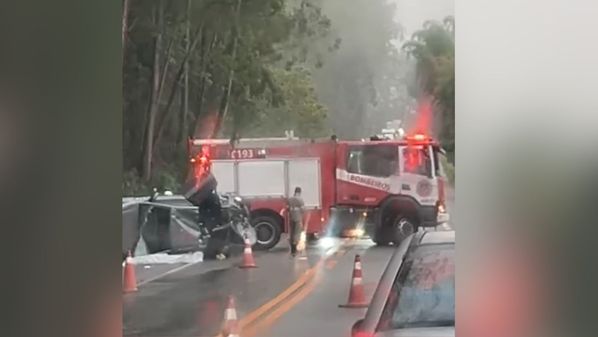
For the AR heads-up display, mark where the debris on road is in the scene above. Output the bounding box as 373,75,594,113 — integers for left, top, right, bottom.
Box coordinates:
131,251,204,265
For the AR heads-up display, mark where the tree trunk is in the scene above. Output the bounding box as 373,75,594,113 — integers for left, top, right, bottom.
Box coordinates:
178,0,192,147
153,25,203,148
211,0,242,139
141,0,164,182
191,32,217,139
122,0,130,50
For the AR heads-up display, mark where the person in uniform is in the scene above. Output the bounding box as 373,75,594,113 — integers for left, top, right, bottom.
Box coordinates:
288,186,305,257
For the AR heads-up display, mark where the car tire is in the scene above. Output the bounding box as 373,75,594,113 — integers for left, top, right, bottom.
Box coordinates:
251,216,282,250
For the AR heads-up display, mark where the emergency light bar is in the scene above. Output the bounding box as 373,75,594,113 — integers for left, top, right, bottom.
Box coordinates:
405,133,428,141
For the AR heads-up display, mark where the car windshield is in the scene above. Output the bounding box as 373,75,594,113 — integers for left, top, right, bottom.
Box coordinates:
378,243,455,331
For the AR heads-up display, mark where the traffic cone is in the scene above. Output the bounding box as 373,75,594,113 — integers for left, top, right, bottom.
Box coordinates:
238,238,257,268
339,254,368,308
123,251,138,293
222,296,241,337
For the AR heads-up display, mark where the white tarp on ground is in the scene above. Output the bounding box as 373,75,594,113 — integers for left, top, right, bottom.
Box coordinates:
134,234,148,256
131,251,204,264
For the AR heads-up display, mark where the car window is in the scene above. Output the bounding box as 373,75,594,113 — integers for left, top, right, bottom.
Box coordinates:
347,145,398,178
401,145,432,177
377,244,455,331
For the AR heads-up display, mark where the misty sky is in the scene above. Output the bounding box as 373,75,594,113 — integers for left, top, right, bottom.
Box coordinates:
390,0,454,37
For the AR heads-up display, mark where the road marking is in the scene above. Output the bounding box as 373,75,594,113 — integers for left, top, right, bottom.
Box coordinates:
212,243,347,337
196,239,360,337
211,262,321,337
136,261,200,287
240,246,348,337
239,263,318,325
325,259,337,269
243,275,318,337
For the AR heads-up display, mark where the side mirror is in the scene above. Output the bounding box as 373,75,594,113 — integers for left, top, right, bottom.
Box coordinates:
351,319,366,337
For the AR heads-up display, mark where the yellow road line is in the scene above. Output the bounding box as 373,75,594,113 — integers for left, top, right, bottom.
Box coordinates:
212,259,325,337
243,275,318,337
242,249,346,337
325,259,337,269
239,263,319,327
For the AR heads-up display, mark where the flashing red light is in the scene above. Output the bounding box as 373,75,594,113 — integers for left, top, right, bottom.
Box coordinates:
405,133,427,142
191,145,212,180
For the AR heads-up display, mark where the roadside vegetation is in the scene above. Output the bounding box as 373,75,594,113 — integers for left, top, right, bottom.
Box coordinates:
122,0,454,195
403,17,455,163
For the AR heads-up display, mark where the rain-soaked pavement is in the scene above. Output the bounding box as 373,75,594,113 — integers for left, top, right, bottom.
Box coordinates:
123,238,354,337
124,189,454,337
124,234,454,337
257,241,394,337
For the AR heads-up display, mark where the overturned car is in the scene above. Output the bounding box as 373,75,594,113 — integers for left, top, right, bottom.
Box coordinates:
122,172,257,260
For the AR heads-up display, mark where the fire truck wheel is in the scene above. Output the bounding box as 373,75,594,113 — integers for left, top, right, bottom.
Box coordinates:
251,215,282,250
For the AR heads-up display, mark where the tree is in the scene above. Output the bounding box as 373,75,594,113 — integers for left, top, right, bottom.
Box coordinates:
402,16,454,159
122,0,335,191
235,67,329,138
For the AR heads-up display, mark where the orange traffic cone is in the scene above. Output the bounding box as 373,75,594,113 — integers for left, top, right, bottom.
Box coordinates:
123,251,138,293
339,254,368,308
238,238,257,268
222,296,241,337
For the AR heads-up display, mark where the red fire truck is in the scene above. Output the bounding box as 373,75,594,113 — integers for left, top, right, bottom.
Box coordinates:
187,133,450,249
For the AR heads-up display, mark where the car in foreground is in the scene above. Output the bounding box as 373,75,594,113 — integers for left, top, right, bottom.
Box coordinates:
352,230,455,337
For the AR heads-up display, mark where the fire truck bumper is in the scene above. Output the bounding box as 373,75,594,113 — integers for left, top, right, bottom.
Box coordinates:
419,205,446,227
329,205,448,236
328,206,377,238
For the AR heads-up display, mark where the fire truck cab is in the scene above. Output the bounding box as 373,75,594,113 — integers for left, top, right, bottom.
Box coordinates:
188,134,449,249
333,134,449,245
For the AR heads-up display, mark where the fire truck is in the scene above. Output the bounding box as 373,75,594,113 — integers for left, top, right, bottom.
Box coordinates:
187,133,450,250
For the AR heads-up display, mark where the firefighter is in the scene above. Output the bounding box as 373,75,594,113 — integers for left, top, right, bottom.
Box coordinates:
288,186,305,257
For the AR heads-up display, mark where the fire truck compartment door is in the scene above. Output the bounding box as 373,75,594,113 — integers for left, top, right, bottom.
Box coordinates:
238,161,286,197
211,161,235,193
287,159,321,208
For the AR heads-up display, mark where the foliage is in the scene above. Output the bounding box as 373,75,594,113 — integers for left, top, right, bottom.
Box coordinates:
123,0,336,189
122,165,183,196
403,16,455,160
122,0,453,194
440,154,454,186
237,67,329,138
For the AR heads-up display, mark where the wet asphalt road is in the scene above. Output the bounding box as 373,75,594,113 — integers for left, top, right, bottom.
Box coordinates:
123,238,346,337
124,190,455,337
256,240,394,337
124,234,458,337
